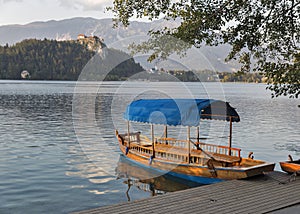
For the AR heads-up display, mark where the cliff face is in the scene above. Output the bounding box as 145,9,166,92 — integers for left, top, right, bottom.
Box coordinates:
77,34,107,54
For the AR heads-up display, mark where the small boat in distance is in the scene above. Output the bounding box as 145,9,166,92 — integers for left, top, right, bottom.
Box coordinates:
115,99,275,184
280,155,300,175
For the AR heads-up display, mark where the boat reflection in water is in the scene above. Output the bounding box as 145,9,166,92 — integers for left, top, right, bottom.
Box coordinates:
115,154,204,201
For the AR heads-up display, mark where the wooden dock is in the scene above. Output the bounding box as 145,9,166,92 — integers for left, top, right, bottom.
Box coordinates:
74,172,300,214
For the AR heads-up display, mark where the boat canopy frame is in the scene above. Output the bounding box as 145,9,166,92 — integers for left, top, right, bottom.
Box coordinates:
123,99,240,156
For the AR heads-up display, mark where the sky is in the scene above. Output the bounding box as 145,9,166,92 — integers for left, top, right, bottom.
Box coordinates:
0,0,114,26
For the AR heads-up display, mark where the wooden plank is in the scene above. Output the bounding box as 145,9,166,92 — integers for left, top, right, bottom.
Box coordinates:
207,187,300,213
206,181,299,212
74,172,300,214
79,180,274,212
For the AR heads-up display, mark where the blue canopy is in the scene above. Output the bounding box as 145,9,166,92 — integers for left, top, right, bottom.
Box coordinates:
124,99,240,126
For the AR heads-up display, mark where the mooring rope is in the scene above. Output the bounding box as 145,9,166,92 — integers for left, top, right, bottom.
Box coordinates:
207,159,218,177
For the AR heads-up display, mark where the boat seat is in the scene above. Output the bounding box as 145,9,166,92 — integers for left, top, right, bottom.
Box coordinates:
139,142,153,147
212,153,241,164
158,137,176,141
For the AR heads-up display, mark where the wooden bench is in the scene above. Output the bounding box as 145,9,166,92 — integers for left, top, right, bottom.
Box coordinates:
212,153,241,166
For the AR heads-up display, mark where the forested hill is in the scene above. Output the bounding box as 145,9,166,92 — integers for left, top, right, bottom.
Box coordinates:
0,38,144,80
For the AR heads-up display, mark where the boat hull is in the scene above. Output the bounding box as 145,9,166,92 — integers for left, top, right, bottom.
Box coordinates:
119,143,275,184
280,160,300,174
117,154,206,190
120,153,223,184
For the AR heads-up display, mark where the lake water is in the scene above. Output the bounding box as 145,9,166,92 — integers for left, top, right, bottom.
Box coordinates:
0,80,299,213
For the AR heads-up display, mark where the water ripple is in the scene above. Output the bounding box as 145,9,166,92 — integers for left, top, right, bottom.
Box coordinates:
0,82,299,213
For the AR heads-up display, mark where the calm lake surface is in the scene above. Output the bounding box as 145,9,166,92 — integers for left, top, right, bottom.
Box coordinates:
0,80,299,213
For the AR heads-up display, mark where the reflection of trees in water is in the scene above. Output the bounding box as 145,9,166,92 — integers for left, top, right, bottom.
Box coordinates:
95,94,114,130
0,94,72,120
0,94,74,145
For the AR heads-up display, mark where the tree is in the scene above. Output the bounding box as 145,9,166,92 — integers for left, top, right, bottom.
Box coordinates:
111,0,300,98
0,39,144,81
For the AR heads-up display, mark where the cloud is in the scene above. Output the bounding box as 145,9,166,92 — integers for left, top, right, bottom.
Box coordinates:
0,0,111,11
3,0,23,2
58,0,111,11
1,0,23,3
0,0,114,26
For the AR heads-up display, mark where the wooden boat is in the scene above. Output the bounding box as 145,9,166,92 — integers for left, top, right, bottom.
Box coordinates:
115,99,275,184
280,155,300,174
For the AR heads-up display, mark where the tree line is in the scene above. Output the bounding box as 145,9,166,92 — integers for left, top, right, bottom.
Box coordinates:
177,70,265,83
0,38,282,84
0,38,144,81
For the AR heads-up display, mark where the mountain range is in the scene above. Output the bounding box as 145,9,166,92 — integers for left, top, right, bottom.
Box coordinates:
0,17,240,72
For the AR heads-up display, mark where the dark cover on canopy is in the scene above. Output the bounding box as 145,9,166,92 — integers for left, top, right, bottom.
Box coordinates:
124,99,240,126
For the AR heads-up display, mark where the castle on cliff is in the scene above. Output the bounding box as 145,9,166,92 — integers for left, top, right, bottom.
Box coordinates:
77,34,106,53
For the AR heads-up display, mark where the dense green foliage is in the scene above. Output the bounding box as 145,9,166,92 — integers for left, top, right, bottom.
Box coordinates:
218,72,264,83
169,70,265,83
0,39,144,80
111,0,300,98
125,69,265,83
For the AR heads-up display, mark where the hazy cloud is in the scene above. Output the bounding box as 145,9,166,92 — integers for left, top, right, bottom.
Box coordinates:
1,0,23,3
0,0,111,11
58,0,111,11
0,0,114,25
3,0,23,2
